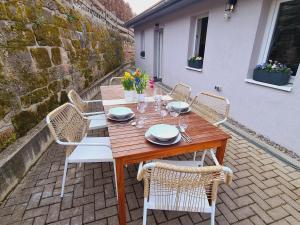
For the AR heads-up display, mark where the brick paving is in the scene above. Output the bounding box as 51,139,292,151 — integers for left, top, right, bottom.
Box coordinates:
0,126,300,225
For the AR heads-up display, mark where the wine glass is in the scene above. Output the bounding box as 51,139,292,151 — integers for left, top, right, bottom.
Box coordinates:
168,107,180,125
154,95,162,112
136,101,147,128
160,109,168,120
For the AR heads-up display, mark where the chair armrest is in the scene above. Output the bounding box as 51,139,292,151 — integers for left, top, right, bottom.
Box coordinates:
84,99,103,103
56,140,111,148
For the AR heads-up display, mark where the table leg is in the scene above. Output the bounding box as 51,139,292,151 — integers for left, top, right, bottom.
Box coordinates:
216,140,228,165
116,159,126,225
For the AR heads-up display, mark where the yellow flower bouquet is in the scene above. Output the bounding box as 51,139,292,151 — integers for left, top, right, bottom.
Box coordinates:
121,72,135,91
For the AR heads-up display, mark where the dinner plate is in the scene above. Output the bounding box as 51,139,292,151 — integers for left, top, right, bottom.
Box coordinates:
148,124,179,141
145,130,182,146
108,107,133,119
166,105,191,114
167,101,189,111
107,113,135,122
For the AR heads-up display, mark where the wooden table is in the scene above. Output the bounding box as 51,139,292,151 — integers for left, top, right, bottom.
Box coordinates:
100,85,231,225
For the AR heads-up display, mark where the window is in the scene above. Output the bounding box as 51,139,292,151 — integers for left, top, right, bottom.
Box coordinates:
187,15,209,70
194,16,208,58
261,0,300,76
140,31,145,58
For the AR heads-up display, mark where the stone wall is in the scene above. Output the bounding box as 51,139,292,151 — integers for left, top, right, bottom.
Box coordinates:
0,0,134,151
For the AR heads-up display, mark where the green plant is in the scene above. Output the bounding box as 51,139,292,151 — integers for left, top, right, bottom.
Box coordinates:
132,69,149,94
255,60,293,75
121,71,134,91
188,56,203,62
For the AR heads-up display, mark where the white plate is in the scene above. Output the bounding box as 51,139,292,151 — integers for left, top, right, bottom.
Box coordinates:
167,101,190,112
166,105,191,114
107,113,135,122
148,124,179,141
145,130,182,146
108,107,133,119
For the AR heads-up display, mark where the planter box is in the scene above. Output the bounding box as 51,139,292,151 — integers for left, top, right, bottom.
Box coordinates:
253,69,290,86
188,60,203,69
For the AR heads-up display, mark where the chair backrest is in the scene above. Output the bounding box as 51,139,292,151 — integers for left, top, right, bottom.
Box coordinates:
137,162,232,212
68,90,88,113
169,83,191,102
109,77,122,85
46,103,89,144
190,92,230,126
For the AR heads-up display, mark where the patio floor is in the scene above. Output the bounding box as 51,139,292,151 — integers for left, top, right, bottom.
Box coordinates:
0,126,299,225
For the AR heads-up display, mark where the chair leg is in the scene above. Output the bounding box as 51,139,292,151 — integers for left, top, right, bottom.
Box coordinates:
201,150,207,166
193,152,197,161
61,158,68,198
211,201,216,225
143,198,148,225
113,161,118,199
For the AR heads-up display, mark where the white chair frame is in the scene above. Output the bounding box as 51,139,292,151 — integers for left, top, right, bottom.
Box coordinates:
46,103,117,198
68,90,107,130
109,77,122,85
189,92,230,164
168,83,192,102
137,161,233,225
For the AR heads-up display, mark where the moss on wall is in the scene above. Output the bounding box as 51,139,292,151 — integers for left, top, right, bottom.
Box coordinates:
12,110,38,137
0,3,8,20
0,0,128,149
51,48,62,65
4,1,26,22
33,24,61,46
30,48,52,69
20,87,49,108
6,22,36,48
48,80,61,93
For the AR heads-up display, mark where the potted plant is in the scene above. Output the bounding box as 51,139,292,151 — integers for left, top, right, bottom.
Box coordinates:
140,51,145,58
253,60,292,86
188,56,203,69
121,71,135,102
132,69,149,102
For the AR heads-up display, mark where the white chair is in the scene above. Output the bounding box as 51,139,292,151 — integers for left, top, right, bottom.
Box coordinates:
137,161,233,225
68,90,107,130
46,103,117,198
169,83,192,102
190,92,230,164
109,77,122,85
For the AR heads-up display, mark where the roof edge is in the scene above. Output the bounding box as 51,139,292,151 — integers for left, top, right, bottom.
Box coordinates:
125,0,183,28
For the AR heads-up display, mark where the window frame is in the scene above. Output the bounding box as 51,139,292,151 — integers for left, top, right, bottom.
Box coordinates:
259,0,298,71
192,14,209,58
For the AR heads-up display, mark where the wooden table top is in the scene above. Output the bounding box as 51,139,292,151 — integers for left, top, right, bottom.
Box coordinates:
101,85,231,163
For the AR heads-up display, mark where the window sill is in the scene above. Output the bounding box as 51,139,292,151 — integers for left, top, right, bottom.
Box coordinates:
186,66,203,72
140,57,146,59
245,79,293,92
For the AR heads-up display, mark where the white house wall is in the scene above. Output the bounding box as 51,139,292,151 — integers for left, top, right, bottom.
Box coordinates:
133,0,300,155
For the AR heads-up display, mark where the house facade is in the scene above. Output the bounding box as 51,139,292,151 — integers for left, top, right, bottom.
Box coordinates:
126,0,300,155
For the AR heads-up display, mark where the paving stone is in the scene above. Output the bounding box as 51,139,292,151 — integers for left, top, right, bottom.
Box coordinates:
233,206,255,220
267,206,289,221
0,119,299,225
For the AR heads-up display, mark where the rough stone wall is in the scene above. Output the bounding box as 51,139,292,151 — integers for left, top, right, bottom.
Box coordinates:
0,0,133,151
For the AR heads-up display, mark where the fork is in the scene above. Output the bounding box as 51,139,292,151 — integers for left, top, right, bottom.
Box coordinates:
176,126,190,143
177,126,192,142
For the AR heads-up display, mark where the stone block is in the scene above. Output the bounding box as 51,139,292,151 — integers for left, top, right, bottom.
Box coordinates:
30,48,52,69
33,24,61,46
51,48,62,65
